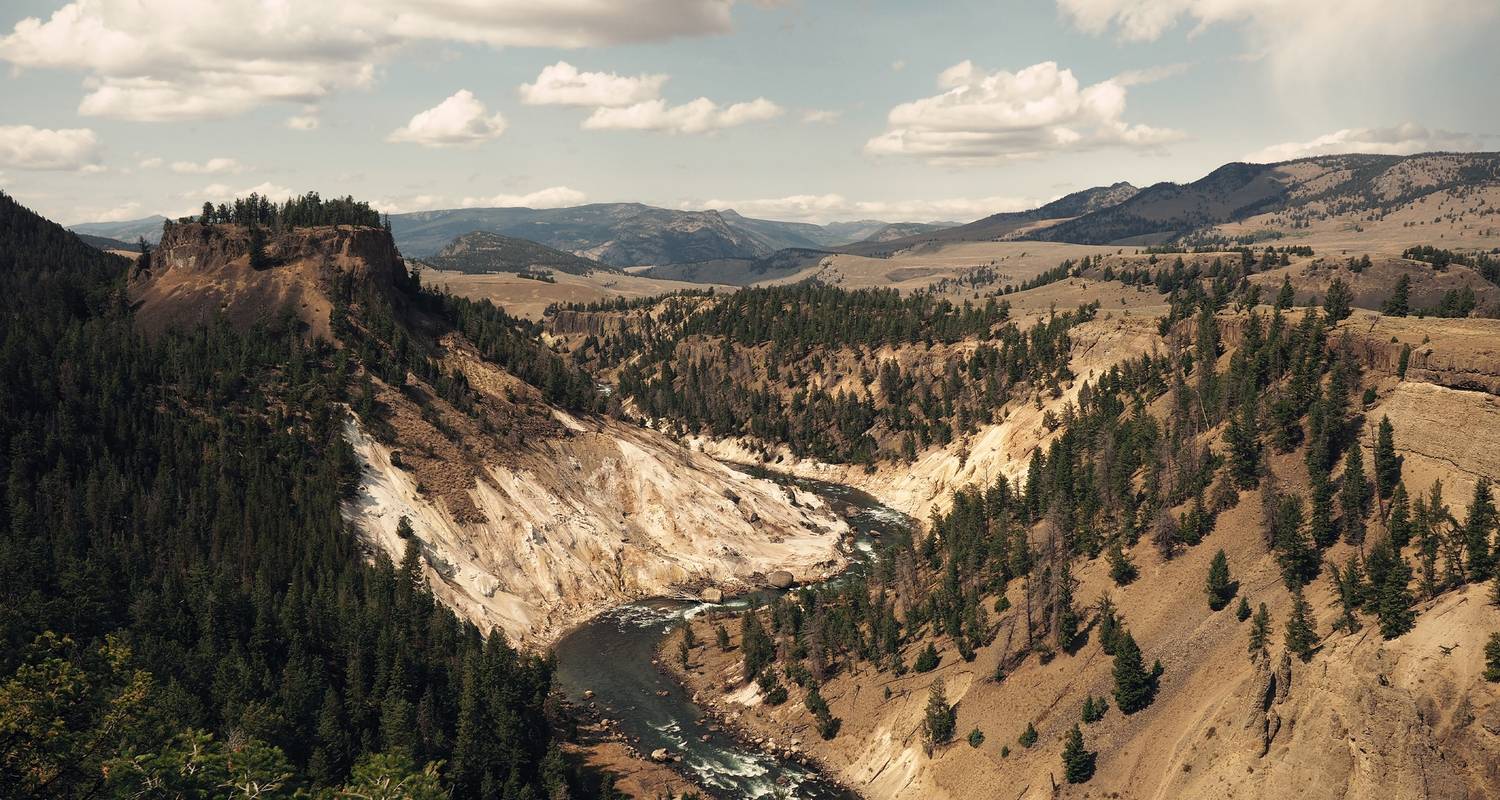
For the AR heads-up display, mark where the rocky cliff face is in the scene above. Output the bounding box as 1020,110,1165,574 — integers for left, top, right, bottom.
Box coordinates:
134,222,406,338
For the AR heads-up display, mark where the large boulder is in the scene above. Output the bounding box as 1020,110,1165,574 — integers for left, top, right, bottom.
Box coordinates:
767,570,795,589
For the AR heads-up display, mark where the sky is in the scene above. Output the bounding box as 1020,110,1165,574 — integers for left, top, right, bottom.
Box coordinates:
1,0,1497,226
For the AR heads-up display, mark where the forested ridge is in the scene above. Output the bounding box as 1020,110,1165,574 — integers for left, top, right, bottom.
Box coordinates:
0,192,576,799
564,284,1095,464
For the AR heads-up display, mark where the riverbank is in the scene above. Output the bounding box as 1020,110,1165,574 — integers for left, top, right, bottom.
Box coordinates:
658,612,866,798
549,469,907,799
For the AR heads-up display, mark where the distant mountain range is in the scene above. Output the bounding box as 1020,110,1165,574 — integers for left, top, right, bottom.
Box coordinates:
420,231,612,275
68,215,169,245
65,152,1500,278
1029,153,1500,244
386,203,959,267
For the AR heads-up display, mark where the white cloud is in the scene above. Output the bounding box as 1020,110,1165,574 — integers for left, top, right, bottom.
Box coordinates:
1245,123,1488,163
169,157,245,174
186,181,295,203
691,193,1038,224
584,97,782,134
866,60,1182,164
372,194,447,214
0,124,101,171
1057,0,1497,92
802,109,841,124
77,200,143,223
519,61,668,107
138,156,163,169
0,1,734,121
1111,63,1190,86
459,186,588,209
387,90,507,147
285,114,320,131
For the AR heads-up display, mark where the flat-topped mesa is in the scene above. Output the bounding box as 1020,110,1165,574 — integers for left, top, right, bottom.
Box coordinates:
132,222,408,339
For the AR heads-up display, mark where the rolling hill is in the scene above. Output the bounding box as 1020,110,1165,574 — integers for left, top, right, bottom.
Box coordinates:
1029,152,1500,244
420,230,613,275
68,214,169,245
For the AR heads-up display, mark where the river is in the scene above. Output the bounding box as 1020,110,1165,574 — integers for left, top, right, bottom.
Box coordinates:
551,466,912,800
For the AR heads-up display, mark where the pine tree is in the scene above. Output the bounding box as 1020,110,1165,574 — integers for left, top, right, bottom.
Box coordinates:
924,677,955,745
740,609,774,681
1388,483,1413,548
1061,724,1095,784
914,641,940,672
1018,721,1038,748
1096,594,1122,655
1486,633,1500,682
1055,562,1080,650
1275,276,1296,311
1206,549,1234,611
1367,537,1415,639
1284,586,1317,661
1108,541,1138,585
1465,479,1496,582
1236,595,1252,622
1374,417,1400,499
1248,603,1271,656
1225,405,1262,489
1331,555,1363,633
1081,694,1108,723
1381,274,1411,317
1112,630,1154,714
1324,277,1352,322
1340,446,1370,545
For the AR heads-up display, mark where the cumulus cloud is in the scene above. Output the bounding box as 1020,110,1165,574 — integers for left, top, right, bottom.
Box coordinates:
1057,0,1496,92
0,124,102,171
584,97,782,134
458,186,588,209
388,90,507,147
285,114,320,131
519,61,668,107
1245,123,1489,163
0,0,735,121
74,200,143,223
802,109,841,124
866,60,1182,164
690,193,1038,224
187,181,295,203
169,157,245,174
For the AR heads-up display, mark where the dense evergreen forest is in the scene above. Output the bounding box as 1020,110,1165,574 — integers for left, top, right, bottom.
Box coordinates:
179,191,384,230
0,192,576,799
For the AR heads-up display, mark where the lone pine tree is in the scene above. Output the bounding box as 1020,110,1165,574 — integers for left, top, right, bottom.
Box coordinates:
1285,586,1318,661
1112,630,1154,714
1206,549,1234,610
1062,724,1096,784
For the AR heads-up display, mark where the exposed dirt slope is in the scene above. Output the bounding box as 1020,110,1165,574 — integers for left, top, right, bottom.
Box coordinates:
133,222,405,339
